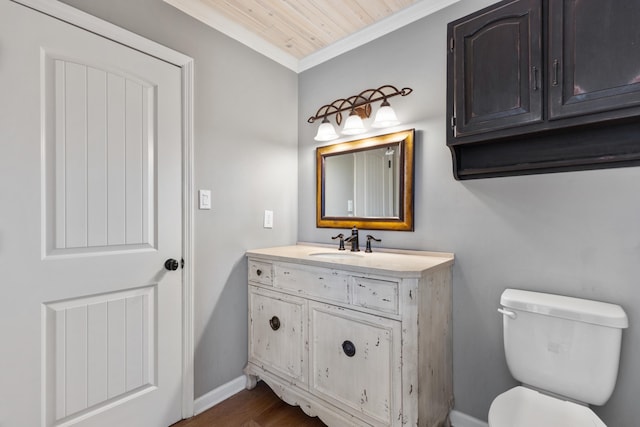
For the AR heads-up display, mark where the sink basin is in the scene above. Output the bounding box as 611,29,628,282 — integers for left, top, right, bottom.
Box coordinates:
308,251,364,259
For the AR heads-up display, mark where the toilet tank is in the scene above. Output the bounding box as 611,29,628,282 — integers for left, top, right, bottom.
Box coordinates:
500,289,628,406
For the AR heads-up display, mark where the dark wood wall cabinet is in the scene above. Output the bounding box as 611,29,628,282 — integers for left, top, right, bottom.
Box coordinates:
447,0,640,179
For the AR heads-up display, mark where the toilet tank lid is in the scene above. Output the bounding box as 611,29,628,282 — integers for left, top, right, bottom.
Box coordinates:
501,289,629,328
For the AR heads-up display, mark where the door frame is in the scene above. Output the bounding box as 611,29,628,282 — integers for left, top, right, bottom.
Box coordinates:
12,0,196,419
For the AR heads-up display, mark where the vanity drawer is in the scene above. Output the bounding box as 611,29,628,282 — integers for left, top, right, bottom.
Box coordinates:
248,259,272,285
351,277,399,315
274,263,348,304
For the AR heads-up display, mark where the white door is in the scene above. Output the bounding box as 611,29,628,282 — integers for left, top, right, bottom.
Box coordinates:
0,1,184,426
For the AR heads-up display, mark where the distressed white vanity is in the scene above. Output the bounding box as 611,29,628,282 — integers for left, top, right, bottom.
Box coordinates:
244,244,454,427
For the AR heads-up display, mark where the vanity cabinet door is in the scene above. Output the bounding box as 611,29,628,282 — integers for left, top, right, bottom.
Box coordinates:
309,302,401,426
547,1,640,120
248,286,307,384
449,0,542,138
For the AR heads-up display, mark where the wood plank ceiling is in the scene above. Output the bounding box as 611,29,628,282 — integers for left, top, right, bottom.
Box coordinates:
196,0,419,59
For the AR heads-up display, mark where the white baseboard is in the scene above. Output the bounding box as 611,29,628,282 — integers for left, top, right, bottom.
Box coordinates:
193,375,247,415
450,410,489,427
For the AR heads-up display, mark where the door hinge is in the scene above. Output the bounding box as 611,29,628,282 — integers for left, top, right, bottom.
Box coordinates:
450,115,456,129
181,258,185,269
449,37,454,52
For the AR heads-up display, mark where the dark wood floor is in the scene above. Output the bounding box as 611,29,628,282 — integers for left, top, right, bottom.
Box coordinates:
172,381,327,427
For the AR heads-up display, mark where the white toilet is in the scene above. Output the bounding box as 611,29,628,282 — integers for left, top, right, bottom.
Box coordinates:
489,289,629,427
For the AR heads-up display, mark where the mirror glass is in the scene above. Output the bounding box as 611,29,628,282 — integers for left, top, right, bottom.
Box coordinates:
316,129,414,231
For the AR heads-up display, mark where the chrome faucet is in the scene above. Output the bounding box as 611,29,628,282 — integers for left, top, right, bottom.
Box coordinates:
344,226,360,252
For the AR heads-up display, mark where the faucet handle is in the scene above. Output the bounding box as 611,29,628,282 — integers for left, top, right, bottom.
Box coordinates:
331,233,346,250
365,235,381,253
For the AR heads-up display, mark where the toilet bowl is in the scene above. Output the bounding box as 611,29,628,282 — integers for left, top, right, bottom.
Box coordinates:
489,289,628,427
489,386,605,427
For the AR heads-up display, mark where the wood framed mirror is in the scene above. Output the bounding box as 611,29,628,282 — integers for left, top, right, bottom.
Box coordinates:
316,129,414,231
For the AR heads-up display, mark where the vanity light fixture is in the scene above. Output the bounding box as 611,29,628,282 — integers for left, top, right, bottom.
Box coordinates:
308,85,413,141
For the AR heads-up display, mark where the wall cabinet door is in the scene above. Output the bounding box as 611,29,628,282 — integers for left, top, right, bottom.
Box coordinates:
450,0,542,137
548,1,640,119
248,287,307,384
309,302,401,426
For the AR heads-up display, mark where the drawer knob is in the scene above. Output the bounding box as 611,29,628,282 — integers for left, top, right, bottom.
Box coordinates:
269,316,281,331
342,340,356,357
256,269,263,276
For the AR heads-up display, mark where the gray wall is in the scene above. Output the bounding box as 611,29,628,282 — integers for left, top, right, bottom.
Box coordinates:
299,1,639,425
58,0,299,398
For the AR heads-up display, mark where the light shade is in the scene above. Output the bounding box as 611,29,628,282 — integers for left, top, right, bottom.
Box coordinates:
372,100,400,128
341,112,366,135
314,119,339,141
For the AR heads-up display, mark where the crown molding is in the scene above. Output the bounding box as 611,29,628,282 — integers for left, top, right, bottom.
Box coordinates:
164,0,460,73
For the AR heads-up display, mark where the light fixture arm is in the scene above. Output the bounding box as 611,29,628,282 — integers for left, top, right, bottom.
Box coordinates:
307,85,413,125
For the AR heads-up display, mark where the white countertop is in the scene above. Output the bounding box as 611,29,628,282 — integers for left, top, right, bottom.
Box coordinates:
246,243,454,277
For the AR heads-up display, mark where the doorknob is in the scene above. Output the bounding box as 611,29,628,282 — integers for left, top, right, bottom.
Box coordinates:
164,258,179,271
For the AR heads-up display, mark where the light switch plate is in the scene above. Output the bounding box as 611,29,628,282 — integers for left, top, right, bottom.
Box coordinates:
263,210,273,228
199,189,211,210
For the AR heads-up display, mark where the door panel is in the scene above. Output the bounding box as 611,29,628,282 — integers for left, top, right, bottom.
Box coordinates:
45,287,155,422
0,1,183,426
47,57,156,253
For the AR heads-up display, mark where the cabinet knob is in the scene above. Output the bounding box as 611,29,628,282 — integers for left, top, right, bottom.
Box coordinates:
342,340,356,357
269,316,281,331
256,269,263,276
